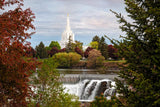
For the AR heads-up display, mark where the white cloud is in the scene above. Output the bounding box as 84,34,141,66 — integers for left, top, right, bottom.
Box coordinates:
22,0,126,47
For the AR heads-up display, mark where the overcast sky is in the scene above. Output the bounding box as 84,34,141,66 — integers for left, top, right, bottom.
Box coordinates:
23,0,127,48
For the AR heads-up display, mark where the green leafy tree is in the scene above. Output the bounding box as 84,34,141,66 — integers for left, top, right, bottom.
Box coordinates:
92,36,108,59
107,0,160,106
66,36,83,53
29,58,80,107
99,36,108,59
74,40,83,51
35,41,48,58
53,52,81,68
90,41,99,49
48,41,61,50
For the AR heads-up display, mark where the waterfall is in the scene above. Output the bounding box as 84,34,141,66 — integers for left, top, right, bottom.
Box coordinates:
64,79,116,101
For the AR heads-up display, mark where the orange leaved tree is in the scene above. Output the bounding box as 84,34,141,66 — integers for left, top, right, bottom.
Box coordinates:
0,0,37,106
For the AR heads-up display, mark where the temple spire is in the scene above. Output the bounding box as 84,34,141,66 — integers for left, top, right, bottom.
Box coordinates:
66,14,71,31
60,14,74,49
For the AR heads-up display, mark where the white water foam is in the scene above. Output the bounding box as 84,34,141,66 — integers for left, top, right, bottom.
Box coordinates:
63,79,116,101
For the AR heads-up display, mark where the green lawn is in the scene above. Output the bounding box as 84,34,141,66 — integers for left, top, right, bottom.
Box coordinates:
105,60,126,63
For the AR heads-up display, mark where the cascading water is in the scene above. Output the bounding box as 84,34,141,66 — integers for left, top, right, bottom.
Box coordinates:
64,79,116,101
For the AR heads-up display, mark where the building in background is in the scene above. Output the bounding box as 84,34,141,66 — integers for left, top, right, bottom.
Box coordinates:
59,14,75,48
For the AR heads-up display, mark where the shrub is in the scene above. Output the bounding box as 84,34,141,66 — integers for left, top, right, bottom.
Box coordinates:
53,52,81,68
90,94,118,107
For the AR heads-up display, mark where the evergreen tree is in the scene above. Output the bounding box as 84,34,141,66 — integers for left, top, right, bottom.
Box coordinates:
92,36,108,59
66,36,73,53
92,35,100,43
92,35,100,49
99,36,108,59
36,41,48,58
107,0,160,106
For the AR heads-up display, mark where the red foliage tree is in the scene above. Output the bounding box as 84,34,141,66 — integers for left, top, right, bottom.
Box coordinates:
48,47,59,57
0,0,37,106
84,47,93,58
59,48,66,53
75,47,83,57
26,47,36,57
107,45,118,60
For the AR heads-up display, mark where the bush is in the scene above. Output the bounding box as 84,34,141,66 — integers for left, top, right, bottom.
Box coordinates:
52,52,81,68
90,94,118,107
87,49,105,68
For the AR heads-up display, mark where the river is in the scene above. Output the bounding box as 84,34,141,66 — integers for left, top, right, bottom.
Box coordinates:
58,69,119,101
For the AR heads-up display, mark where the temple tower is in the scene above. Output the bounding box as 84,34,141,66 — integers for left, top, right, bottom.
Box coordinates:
60,14,74,49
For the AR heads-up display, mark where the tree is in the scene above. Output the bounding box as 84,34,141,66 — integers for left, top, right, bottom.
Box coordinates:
90,41,99,49
0,0,37,106
59,48,66,52
52,52,81,68
84,47,93,58
107,0,160,106
48,47,59,57
107,45,118,60
26,47,36,58
87,49,105,68
35,41,48,58
75,47,83,57
48,41,61,50
92,36,108,59
92,35,100,43
74,40,83,50
30,58,80,106
99,36,108,59
66,36,74,52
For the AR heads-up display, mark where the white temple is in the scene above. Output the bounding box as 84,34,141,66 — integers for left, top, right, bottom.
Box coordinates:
60,14,75,49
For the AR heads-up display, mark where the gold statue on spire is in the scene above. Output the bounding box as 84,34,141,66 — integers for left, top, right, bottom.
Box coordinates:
67,13,69,17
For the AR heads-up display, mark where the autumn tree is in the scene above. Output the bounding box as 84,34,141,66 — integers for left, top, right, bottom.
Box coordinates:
107,0,160,106
107,45,118,60
59,48,66,52
0,0,37,106
87,49,105,68
75,47,83,57
48,47,59,57
84,47,93,58
26,47,36,58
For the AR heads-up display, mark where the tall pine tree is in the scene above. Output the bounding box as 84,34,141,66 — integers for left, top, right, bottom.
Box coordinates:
108,0,160,106
36,41,48,58
99,36,108,59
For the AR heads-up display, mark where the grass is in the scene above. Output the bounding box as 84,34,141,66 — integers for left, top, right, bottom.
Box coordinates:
105,60,126,63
